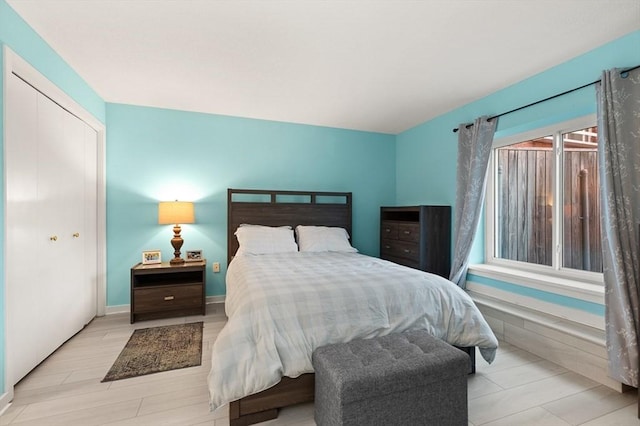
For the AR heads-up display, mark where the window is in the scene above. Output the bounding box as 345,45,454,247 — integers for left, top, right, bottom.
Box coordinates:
487,116,603,277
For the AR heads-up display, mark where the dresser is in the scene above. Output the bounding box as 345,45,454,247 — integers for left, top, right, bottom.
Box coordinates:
380,206,451,277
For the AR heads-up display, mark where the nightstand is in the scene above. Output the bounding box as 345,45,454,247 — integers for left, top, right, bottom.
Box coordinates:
130,260,206,323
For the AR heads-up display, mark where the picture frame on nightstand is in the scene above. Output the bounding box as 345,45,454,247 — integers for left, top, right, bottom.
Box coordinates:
142,250,162,265
186,250,203,262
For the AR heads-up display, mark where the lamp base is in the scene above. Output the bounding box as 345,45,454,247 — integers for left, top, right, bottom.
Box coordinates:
170,225,185,265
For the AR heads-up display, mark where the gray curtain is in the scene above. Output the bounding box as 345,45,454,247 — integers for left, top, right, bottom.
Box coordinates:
596,67,640,387
449,116,497,288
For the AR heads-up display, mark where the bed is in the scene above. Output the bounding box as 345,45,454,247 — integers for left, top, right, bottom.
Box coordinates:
209,188,499,426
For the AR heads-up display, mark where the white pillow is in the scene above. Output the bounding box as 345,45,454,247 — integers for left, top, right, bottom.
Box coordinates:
295,226,358,253
235,224,298,255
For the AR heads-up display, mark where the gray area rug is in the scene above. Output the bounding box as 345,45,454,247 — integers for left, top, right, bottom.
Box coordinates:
102,321,203,382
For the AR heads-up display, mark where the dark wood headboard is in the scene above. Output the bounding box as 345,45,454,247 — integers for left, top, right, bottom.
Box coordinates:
227,188,353,264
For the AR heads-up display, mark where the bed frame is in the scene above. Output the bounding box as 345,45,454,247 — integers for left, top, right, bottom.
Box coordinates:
225,188,474,426
227,188,353,265
227,188,352,426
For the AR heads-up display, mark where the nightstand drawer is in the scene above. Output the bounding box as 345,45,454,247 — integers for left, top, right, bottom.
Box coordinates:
380,239,420,262
134,284,203,313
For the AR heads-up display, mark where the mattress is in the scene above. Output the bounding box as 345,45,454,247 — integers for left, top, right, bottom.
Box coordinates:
208,251,498,409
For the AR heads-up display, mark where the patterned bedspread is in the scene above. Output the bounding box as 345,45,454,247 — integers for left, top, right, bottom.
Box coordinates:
208,252,498,409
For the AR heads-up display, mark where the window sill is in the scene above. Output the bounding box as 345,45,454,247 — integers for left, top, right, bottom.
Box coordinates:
467,263,604,330
468,263,604,304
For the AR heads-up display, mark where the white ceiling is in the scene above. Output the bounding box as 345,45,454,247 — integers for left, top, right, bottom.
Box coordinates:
7,0,640,134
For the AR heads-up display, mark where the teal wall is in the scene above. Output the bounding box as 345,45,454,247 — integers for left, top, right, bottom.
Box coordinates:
0,0,106,396
105,104,396,306
396,30,640,312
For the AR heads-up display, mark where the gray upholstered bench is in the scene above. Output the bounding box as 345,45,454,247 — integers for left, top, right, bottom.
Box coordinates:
312,330,469,426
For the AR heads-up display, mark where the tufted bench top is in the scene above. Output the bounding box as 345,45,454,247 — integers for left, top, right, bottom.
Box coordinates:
312,330,470,404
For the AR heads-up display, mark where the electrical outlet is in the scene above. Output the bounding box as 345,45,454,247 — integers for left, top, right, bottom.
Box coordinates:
213,262,220,273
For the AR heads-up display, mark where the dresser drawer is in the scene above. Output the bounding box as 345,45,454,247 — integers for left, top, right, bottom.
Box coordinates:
380,239,420,262
397,223,420,243
380,221,398,239
133,284,203,313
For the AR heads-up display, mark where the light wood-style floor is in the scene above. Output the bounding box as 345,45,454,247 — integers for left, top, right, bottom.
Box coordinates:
1,305,638,426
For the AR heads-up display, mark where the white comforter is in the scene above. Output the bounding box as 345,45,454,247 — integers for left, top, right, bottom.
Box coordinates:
208,252,498,410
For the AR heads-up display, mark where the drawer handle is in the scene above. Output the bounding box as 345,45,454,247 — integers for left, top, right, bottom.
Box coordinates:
403,230,411,235
164,295,175,301
385,245,391,249
385,228,391,232
403,249,411,253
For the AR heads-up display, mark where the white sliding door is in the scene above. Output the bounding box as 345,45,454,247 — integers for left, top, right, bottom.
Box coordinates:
5,72,98,385
5,72,40,384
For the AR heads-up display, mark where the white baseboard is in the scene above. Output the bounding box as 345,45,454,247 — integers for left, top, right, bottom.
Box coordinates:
0,389,14,416
206,295,225,305
104,304,129,315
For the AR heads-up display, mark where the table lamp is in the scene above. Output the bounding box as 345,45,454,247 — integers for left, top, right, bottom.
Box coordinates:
158,201,195,265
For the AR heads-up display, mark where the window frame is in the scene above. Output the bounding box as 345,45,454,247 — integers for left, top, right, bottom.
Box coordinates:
484,114,603,286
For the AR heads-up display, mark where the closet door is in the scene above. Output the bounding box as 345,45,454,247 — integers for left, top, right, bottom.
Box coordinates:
6,73,97,384
5,73,40,384
36,93,88,357
36,90,77,360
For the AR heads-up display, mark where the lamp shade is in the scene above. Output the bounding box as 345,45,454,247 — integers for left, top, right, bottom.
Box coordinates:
158,201,195,225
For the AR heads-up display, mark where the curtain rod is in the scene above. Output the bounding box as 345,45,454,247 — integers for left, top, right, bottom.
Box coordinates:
452,64,640,133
